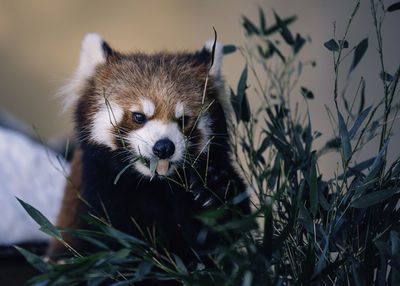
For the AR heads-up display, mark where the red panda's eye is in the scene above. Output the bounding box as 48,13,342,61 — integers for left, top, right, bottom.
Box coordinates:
132,112,147,124
178,116,190,128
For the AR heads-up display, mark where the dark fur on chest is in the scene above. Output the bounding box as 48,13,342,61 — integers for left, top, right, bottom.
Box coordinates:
79,108,249,260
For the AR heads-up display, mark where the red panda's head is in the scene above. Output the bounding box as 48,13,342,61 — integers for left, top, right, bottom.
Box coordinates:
62,33,227,178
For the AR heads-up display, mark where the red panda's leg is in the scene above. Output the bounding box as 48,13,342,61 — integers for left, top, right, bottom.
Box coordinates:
47,148,84,258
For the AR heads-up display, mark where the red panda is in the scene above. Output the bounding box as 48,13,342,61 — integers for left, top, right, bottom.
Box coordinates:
47,33,249,263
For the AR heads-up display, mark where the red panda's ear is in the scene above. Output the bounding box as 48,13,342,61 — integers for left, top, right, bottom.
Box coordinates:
60,33,112,111
203,40,223,78
77,33,108,78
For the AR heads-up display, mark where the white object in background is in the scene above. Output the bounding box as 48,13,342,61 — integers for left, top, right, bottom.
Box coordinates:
0,126,68,245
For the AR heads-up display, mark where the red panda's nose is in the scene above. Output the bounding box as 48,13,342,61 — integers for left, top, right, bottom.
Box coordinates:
153,139,175,159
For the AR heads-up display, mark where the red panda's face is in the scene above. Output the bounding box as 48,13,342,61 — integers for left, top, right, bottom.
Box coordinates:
63,34,224,178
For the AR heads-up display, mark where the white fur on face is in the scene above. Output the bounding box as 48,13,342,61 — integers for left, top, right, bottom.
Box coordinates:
175,101,184,118
127,120,185,177
140,98,155,117
197,114,212,152
91,100,123,149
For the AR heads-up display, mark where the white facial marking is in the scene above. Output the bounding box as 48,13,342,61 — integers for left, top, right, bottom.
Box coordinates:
129,104,141,113
197,115,212,152
91,101,123,149
140,98,155,117
127,120,185,177
175,101,184,118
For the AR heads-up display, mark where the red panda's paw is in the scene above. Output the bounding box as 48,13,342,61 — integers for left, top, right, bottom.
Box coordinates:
190,166,231,208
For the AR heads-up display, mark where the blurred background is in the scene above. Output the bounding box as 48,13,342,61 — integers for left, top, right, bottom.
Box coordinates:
0,0,399,175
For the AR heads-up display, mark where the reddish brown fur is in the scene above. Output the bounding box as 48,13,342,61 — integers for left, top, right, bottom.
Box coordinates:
47,149,84,256
77,51,216,148
49,49,221,257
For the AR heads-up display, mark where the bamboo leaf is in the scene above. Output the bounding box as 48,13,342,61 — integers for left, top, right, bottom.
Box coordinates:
310,154,318,217
351,188,399,208
324,39,339,51
388,2,400,12
150,158,158,177
349,106,372,140
338,111,352,161
222,45,237,55
15,246,53,273
349,38,368,73
16,198,62,240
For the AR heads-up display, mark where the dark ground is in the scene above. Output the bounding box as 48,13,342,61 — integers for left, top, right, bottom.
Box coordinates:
0,243,46,286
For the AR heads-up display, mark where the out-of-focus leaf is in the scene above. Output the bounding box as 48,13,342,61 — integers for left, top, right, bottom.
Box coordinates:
337,157,375,179
268,152,281,190
15,246,53,273
351,188,399,208
338,111,352,161
223,45,237,55
349,106,372,140
353,141,389,199
324,39,339,51
349,38,368,73
367,120,379,141
300,86,314,99
242,271,253,286
388,2,400,12
241,93,251,122
264,15,297,36
16,198,62,240
294,33,306,54
259,7,267,34
242,16,260,35
230,88,240,122
274,11,295,45
173,254,188,275
380,71,394,82
339,40,349,48
358,79,366,115
310,154,318,217
312,232,329,278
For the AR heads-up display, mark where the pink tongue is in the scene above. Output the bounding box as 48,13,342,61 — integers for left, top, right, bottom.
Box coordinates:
156,159,169,175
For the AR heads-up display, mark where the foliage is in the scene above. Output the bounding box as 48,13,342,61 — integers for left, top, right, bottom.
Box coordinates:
17,1,400,285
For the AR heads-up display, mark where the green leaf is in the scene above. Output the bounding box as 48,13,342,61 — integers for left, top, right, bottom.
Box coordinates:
242,16,260,35
230,88,240,122
173,254,188,275
338,40,349,48
150,158,159,177
388,2,400,12
15,246,53,273
352,188,399,208
324,39,339,51
294,33,306,54
241,93,251,122
349,38,368,73
16,198,62,240
222,44,237,55
358,79,366,115
114,160,138,185
310,154,318,217
338,111,352,161
264,15,297,36
380,71,394,82
274,11,294,45
349,106,372,140
259,7,267,34
300,86,314,99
